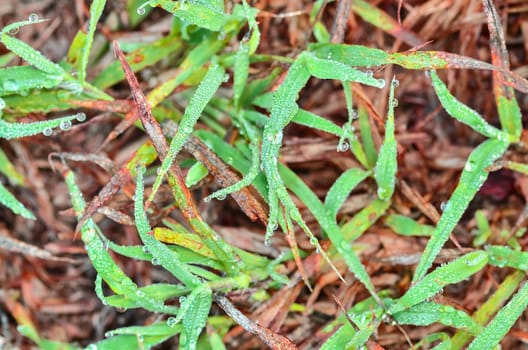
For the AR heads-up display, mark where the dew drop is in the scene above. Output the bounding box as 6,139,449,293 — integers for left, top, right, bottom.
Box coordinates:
337,141,349,152
179,296,187,304
42,127,53,136
0,98,5,110
28,13,39,22
391,98,399,108
365,70,373,78
136,290,145,298
309,237,318,246
151,257,160,265
264,237,271,246
75,112,87,122
223,73,230,83
167,317,178,327
137,6,146,15
216,193,227,200
142,245,150,254
425,70,432,78
440,201,447,211
378,79,386,88
60,120,72,131
391,79,400,88
377,187,388,199
104,331,114,338
326,52,333,60
464,160,475,172
271,222,279,231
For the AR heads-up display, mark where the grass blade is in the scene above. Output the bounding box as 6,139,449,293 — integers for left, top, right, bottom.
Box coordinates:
0,182,35,219
324,168,370,218
390,251,489,314
149,63,225,202
413,138,509,282
468,281,528,350
134,165,201,288
429,70,504,139
79,0,106,83
374,77,398,200
392,301,482,334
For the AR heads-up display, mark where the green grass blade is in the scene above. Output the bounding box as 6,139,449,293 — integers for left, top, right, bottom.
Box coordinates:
305,52,386,88
340,199,391,241
149,63,225,202
0,182,35,219
79,0,106,83
95,322,182,350
392,301,482,334
429,70,504,139
233,42,249,110
451,270,525,349
374,77,398,200
0,148,25,185
1,19,64,76
0,112,82,139
63,166,178,314
324,168,370,218
0,66,63,96
390,251,489,314
153,0,231,32
147,36,226,107
358,106,378,168
413,138,509,282
178,284,212,350
309,43,528,93
279,164,379,300
486,245,528,270
134,165,201,288
351,0,422,46
468,281,528,350
292,109,344,137
385,214,434,237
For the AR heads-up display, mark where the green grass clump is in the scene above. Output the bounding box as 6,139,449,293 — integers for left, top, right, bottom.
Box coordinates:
2,0,528,349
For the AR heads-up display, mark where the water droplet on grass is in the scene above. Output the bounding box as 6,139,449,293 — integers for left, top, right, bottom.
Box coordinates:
365,70,373,78
378,79,386,88
8,27,19,35
391,98,399,108
151,257,160,265
28,13,39,22
75,112,86,122
337,141,349,152
167,317,177,327
391,79,400,88
464,160,475,172
216,193,227,200
43,127,53,136
137,6,146,15
60,120,72,131
0,99,5,110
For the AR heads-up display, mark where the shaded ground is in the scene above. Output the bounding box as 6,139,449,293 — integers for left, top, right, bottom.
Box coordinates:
1,0,528,349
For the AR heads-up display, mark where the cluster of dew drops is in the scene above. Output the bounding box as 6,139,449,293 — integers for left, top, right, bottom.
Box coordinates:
42,112,87,136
